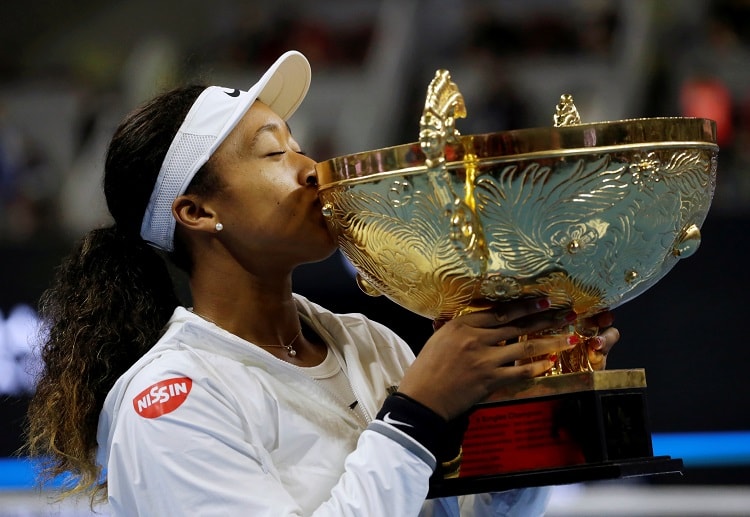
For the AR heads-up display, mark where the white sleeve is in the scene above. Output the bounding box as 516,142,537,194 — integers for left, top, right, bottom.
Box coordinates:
418,488,552,517
316,425,435,516
106,380,435,517
459,488,552,516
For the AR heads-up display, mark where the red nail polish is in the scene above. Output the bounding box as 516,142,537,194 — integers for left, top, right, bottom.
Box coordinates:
566,334,581,346
536,298,551,310
564,311,578,323
549,353,558,363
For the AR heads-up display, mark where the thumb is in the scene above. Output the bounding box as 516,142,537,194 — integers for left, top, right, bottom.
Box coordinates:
432,319,448,332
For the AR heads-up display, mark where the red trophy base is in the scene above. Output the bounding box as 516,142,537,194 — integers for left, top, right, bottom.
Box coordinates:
428,369,683,498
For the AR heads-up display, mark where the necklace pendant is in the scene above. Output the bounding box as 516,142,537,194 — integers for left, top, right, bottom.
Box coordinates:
287,348,297,357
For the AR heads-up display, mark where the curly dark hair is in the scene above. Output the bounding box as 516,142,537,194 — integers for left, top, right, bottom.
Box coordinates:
24,85,222,504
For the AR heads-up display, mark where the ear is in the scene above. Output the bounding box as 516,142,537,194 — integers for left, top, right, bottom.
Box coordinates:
172,194,217,234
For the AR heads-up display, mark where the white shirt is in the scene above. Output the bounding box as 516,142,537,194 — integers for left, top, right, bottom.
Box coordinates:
97,294,550,516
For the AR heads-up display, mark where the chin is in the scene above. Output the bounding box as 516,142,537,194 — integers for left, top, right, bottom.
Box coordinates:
317,240,339,262
300,233,338,265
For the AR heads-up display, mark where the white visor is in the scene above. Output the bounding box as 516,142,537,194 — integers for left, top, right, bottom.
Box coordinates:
140,50,311,251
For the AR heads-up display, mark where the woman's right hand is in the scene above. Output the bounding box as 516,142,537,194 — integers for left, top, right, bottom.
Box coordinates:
397,298,578,420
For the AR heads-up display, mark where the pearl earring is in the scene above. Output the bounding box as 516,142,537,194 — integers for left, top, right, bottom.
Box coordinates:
215,223,224,232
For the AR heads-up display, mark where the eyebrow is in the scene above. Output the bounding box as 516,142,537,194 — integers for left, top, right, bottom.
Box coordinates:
248,121,294,149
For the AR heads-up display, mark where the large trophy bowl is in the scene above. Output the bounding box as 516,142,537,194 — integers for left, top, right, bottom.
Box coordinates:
316,71,718,496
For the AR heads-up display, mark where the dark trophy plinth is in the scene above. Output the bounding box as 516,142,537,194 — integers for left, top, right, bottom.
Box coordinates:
427,370,683,497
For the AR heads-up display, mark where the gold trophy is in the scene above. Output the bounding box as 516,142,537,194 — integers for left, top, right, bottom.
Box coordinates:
316,70,718,496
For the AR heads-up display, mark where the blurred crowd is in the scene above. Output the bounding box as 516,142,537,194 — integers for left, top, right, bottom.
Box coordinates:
0,304,39,396
0,0,748,247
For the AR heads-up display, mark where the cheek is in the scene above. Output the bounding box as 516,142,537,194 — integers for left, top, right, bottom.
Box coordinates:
237,183,297,226
221,166,300,218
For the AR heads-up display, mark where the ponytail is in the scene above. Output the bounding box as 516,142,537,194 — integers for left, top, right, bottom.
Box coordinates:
26,225,178,501
25,84,207,505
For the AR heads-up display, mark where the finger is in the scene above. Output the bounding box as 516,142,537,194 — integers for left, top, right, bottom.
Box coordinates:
488,358,557,388
472,307,577,345
588,327,620,356
435,298,575,333
587,327,620,370
464,310,577,346
592,310,615,328
491,333,580,364
433,299,552,333
578,311,612,333
457,308,579,347
588,341,607,370
457,297,554,328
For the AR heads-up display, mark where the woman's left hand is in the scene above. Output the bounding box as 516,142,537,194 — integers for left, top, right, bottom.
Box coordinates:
583,310,620,370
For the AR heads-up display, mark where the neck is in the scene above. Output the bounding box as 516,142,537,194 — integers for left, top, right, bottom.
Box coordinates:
184,244,328,365
190,253,294,330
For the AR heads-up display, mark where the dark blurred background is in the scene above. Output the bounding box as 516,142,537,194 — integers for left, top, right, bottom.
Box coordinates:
1,0,749,514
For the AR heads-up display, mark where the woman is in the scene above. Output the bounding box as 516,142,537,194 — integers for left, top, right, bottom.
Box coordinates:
26,51,618,516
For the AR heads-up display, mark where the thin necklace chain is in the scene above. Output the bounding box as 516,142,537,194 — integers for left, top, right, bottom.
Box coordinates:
257,328,302,357
189,308,302,357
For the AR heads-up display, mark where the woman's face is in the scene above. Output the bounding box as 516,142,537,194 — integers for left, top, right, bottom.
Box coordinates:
202,100,336,269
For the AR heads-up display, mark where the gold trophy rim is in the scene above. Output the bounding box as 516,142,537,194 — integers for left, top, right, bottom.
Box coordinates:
316,116,718,188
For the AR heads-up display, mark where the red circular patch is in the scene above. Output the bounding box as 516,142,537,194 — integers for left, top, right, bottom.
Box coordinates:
132,377,193,419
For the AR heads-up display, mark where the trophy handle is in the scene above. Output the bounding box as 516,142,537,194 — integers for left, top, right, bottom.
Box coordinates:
419,69,466,170
419,70,488,274
553,94,582,127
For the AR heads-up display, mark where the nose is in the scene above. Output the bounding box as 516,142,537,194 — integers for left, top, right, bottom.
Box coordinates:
301,156,319,187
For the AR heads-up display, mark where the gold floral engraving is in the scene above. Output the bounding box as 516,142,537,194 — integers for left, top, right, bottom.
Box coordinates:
317,73,718,350
321,145,715,322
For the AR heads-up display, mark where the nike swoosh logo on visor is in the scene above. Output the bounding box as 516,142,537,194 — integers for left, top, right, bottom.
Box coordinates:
383,412,414,428
225,89,241,97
